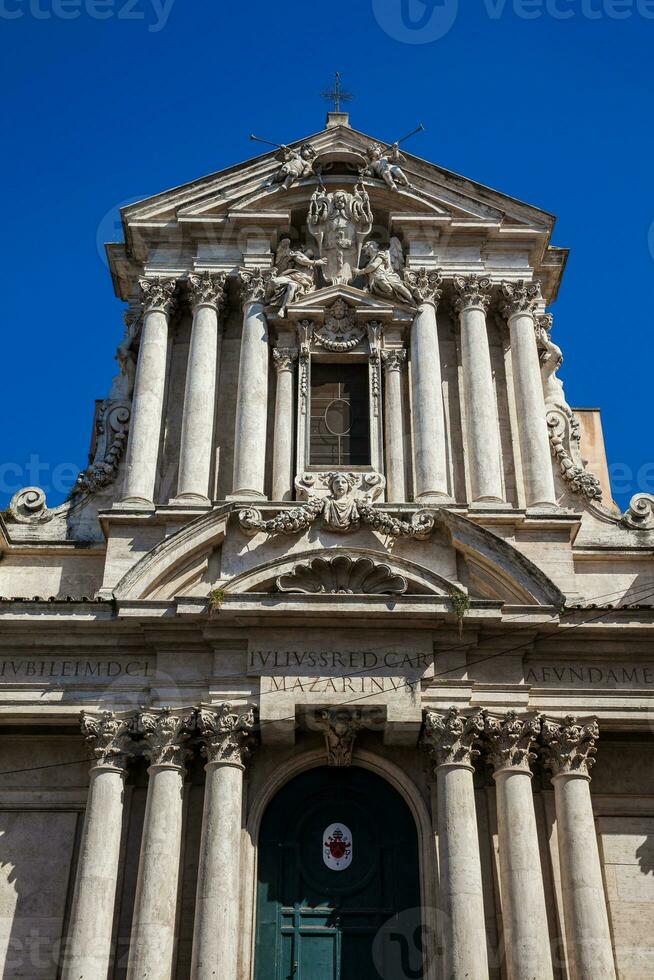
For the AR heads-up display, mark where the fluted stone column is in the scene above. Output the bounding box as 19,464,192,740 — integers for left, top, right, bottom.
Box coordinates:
422,708,489,980
272,348,298,501
454,275,504,504
62,711,133,980
123,277,177,507
501,280,556,508
405,269,450,501
542,717,617,980
485,711,554,980
127,708,193,980
175,273,227,503
381,349,407,502
232,269,271,498
190,704,257,980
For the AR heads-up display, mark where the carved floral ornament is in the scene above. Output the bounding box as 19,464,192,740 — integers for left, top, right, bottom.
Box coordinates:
188,271,227,312
239,472,435,539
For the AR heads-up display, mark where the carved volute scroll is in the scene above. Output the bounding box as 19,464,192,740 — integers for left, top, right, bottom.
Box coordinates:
188,272,227,313
139,276,177,315
80,709,134,771
453,273,492,313
197,703,258,768
239,267,274,306
541,715,599,778
422,707,485,771
403,267,443,306
500,279,542,317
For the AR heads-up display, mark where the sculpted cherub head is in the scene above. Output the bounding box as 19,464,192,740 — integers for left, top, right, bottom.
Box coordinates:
300,144,316,161
362,241,380,259
367,143,384,161
326,472,358,500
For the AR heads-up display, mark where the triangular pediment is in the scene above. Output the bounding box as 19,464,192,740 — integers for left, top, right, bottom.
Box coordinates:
285,283,413,320
117,123,554,234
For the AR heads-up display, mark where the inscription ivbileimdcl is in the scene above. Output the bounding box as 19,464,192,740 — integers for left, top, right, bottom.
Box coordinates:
0,658,153,682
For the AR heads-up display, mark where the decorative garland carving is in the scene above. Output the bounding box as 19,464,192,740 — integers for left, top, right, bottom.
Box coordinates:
239,472,435,539
72,400,132,496
276,555,407,595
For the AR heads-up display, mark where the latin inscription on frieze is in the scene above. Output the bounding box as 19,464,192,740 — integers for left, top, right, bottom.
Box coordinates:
525,663,654,688
248,649,432,676
0,657,153,683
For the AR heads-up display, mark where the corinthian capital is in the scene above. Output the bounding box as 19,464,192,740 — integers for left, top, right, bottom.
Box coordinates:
484,710,542,773
317,708,363,767
541,715,599,778
239,267,273,306
80,709,134,771
381,348,406,373
422,707,484,770
139,276,177,315
138,706,194,769
453,274,492,313
500,279,542,317
273,347,298,373
188,272,227,313
197,703,258,767
403,267,443,307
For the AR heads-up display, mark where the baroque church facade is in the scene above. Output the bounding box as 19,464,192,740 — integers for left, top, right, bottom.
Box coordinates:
0,112,653,980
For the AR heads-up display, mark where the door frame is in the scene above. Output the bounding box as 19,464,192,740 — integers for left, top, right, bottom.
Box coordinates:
241,748,438,980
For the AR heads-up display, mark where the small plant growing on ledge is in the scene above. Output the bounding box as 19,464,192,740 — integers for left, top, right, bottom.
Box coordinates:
449,590,471,636
208,588,226,613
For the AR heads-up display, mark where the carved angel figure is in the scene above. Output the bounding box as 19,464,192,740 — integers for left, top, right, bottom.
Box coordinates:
364,143,411,191
268,144,316,190
356,239,415,305
307,183,373,285
266,238,326,313
535,316,567,408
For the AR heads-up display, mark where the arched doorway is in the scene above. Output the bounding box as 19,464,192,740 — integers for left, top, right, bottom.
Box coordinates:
254,766,423,980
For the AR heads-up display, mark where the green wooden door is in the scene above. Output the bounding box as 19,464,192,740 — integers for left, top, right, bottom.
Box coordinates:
254,766,423,980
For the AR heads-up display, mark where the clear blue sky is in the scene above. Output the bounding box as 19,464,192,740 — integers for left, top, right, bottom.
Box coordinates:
1,0,652,510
